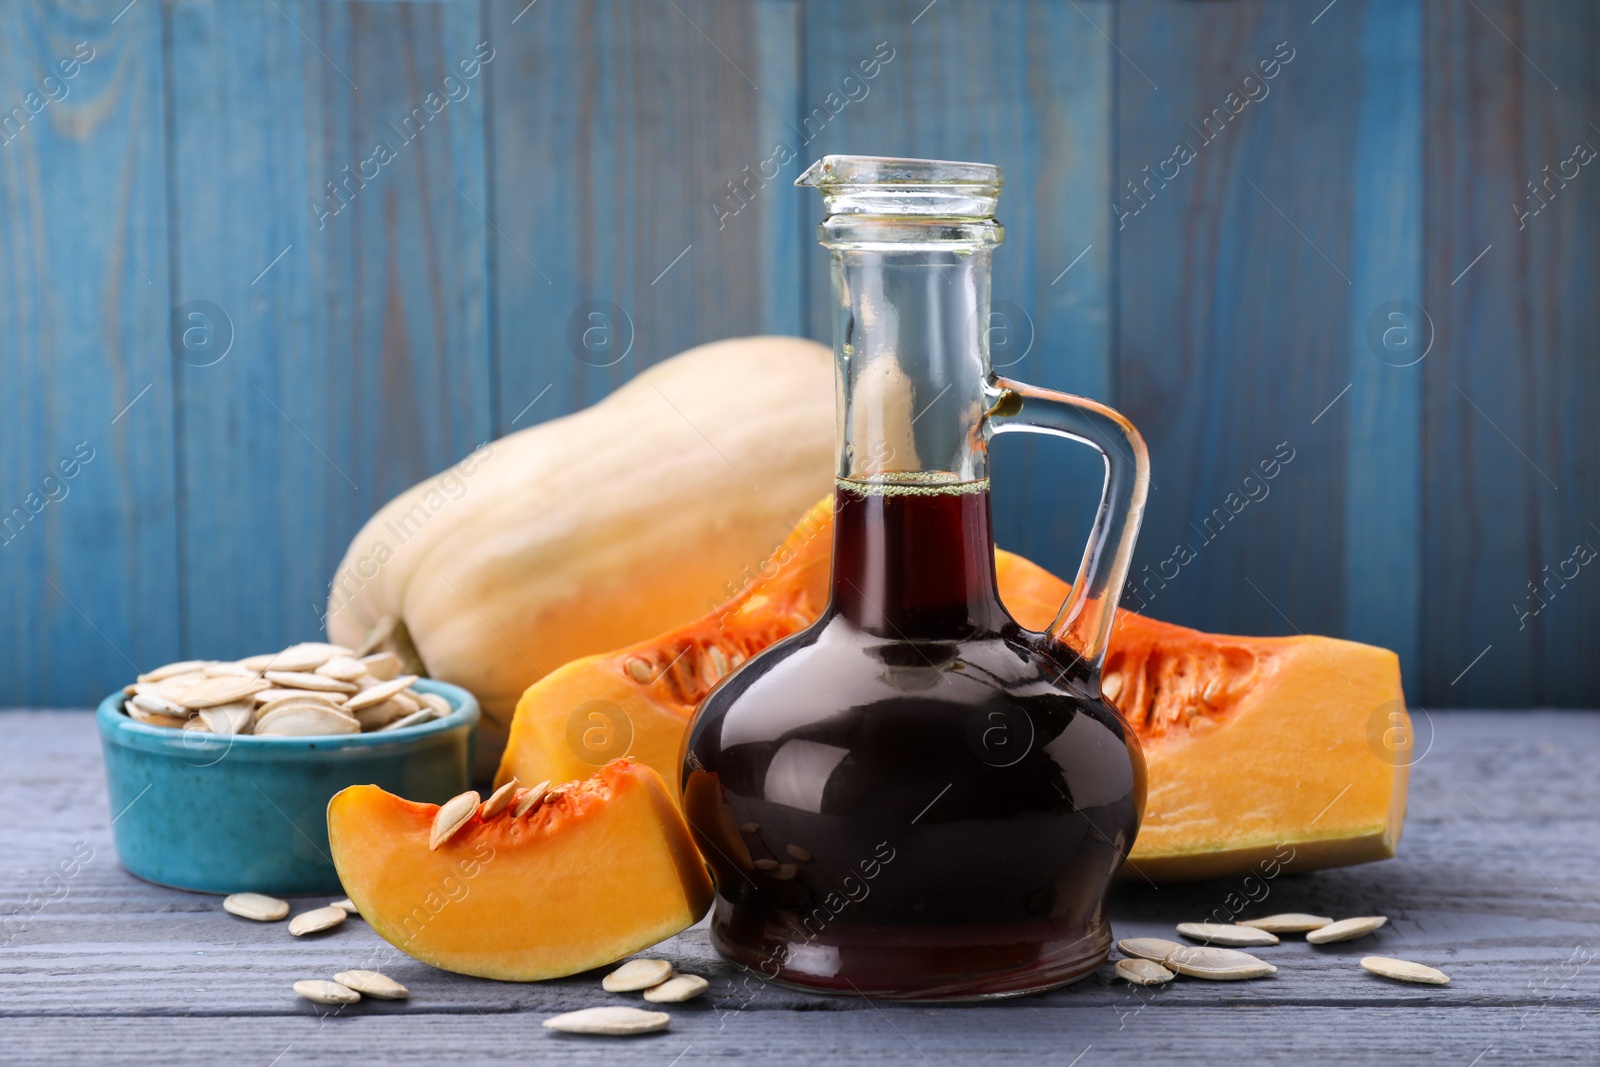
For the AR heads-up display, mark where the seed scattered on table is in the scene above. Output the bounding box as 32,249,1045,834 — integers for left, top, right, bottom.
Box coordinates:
1361,956,1450,985
330,898,359,915
430,791,481,850
288,906,348,937
223,892,289,922
1175,922,1279,947
786,844,812,862
1164,946,1277,980
1115,958,1174,986
602,958,674,992
544,1006,671,1035
1239,913,1333,933
334,970,410,999
643,974,709,1003
753,858,778,871
1305,916,1388,945
295,979,361,1005
1116,937,1184,963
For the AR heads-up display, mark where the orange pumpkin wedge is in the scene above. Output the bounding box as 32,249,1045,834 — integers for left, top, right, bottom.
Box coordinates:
498,498,1408,883
327,759,711,981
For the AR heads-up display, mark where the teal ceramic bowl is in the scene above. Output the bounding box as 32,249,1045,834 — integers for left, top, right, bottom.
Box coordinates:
96,679,478,896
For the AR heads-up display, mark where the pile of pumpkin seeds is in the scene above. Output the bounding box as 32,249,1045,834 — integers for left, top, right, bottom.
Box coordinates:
121,642,449,736
1115,912,1450,987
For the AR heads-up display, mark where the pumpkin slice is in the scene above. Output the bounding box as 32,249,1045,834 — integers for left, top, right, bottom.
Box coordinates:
498,500,1409,882
327,759,712,981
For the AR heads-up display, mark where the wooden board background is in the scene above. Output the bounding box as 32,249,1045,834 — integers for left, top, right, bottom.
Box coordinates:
0,0,1595,708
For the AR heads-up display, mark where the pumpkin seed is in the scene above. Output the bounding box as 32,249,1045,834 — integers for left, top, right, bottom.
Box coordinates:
223,892,289,922
642,974,709,1003
543,1006,670,1035
273,642,352,672
740,822,760,833
1117,937,1184,963
786,844,812,862
316,656,368,682
129,691,187,716
1101,672,1124,701
295,979,361,1005
1239,913,1333,933
704,645,730,683
430,791,480,850
138,660,210,683
1360,955,1450,985
1115,958,1174,986
1165,946,1277,980
1175,922,1280,947
256,702,361,737
255,689,348,709
417,692,452,718
239,653,281,672
202,662,256,678
753,858,778,871
772,864,797,880
334,970,409,999
602,958,675,992
288,906,348,937
126,704,190,728
624,658,653,684
264,670,359,693
345,675,420,711
330,898,359,915
183,716,211,732
1305,916,1388,945
178,676,271,709
352,699,415,731
197,702,255,736
512,781,551,817
480,779,519,819
360,651,402,681
378,708,437,732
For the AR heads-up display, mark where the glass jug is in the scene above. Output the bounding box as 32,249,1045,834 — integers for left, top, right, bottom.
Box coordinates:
682,156,1151,1000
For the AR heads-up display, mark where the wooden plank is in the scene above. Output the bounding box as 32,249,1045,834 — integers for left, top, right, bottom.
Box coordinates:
0,1,180,706
485,0,804,432
3,708,1600,1064
167,1,494,659
1114,1,1381,643
1421,0,1600,705
1342,0,1423,697
800,0,1115,581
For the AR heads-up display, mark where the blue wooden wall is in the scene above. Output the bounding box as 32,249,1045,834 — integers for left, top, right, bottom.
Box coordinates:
2,0,1595,709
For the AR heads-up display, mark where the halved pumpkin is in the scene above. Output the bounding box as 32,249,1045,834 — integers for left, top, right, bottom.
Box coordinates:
498,499,1409,882
327,759,712,981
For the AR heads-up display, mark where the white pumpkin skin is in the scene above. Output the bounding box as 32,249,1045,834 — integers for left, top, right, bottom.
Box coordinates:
326,336,835,777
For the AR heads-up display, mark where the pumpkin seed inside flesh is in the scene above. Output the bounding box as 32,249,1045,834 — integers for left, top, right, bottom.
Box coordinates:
624,658,653,684
512,781,551,817
1239,913,1333,933
288,906,348,937
1115,958,1174,986
1360,956,1450,985
602,958,675,992
1175,922,1280,947
1117,937,1185,963
543,1006,670,1035
430,791,480,850
344,675,420,712
334,970,409,999
295,979,361,1005
1305,916,1388,945
1165,946,1277,980
643,974,709,1003
223,892,290,922
480,779,519,819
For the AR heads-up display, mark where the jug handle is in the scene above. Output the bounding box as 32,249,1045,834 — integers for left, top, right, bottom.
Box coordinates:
983,377,1151,674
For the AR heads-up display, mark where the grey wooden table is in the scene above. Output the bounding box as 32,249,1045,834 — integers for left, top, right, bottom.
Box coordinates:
4,709,1598,1065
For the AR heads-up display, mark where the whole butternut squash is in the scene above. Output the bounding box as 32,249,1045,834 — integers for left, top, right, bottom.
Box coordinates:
325,337,835,776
